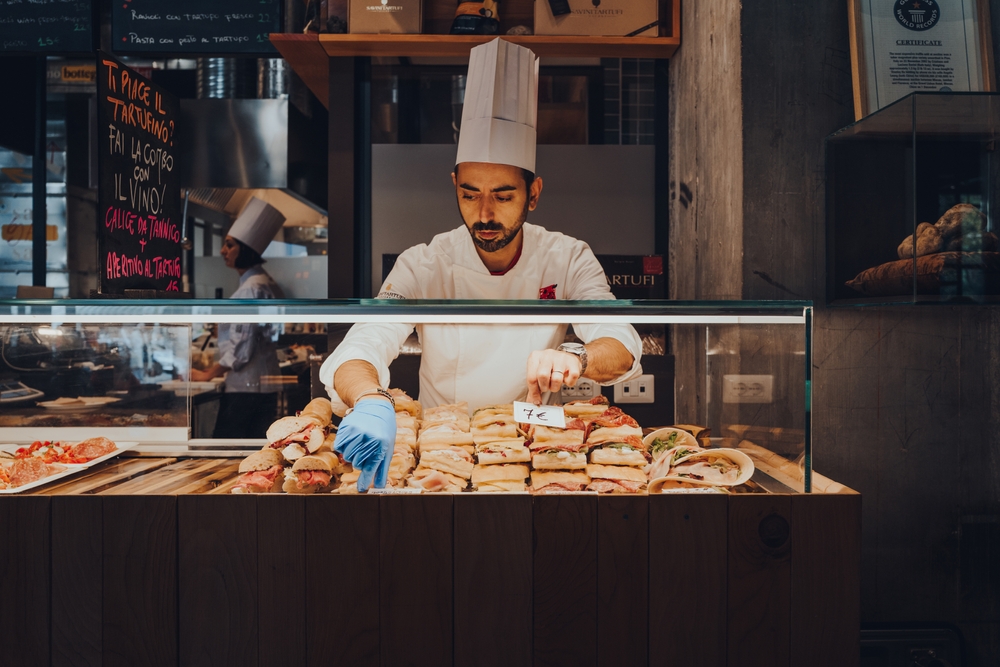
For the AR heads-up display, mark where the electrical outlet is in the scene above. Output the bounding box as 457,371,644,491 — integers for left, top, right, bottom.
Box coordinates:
560,378,602,400
722,374,773,403
613,374,655,403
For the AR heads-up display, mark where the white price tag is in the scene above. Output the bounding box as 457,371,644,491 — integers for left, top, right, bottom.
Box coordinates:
513,401,566,428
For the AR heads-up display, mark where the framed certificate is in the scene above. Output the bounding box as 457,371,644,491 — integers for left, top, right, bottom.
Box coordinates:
849,0,996,119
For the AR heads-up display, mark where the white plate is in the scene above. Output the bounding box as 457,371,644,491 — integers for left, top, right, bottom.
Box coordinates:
37,397,121,412
0,441,138,493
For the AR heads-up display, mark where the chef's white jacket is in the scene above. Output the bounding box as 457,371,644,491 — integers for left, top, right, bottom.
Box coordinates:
218,266,284,393
320,223,643,415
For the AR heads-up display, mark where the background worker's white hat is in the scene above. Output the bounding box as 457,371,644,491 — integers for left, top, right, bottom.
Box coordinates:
228,196,285,255
456,38,539,173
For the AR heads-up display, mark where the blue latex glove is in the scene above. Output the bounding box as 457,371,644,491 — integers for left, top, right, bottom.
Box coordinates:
334,398,396,492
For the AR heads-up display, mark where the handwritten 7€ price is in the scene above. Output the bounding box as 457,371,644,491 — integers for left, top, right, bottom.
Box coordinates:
513,401,566,429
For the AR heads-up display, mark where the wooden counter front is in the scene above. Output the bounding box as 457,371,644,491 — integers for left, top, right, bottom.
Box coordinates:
0,459,861,667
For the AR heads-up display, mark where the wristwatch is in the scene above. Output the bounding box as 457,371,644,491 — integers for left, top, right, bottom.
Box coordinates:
557,342,588,376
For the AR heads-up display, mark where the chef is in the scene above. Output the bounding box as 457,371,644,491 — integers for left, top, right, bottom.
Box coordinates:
322,38,643,490
191,197,286,439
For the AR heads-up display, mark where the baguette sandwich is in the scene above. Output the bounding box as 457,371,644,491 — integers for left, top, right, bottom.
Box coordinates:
562,395,610,420
389,388,422,419
475,437,531,465
408,466,467,492
585,463,647,494
472,464,530,492
418,447,475,479
530,470,591,493
231,449,284,494
282,452,338,494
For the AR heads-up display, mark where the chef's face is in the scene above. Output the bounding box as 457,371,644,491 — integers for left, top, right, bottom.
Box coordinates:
453,162,542,253
221,236,240,269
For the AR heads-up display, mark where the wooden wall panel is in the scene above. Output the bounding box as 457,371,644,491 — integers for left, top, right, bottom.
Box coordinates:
727,495,792,667
103,496,177,667
52,496,103,667
597,495,648,667
454,494,532,667
533,495,598,667
790,493,861,667
380,495,454,667
178,496,258,667
0,497,50,667
307,495,379,667
260,496,306,667
649,493,727,667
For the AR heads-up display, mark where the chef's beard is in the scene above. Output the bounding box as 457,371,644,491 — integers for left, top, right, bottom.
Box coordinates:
467,200,529,253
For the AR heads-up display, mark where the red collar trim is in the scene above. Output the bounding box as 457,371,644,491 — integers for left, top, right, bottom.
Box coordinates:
489,241,523,276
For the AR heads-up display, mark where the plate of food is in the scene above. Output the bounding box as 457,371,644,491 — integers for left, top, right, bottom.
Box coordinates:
37,396,121,412
0,438,137,493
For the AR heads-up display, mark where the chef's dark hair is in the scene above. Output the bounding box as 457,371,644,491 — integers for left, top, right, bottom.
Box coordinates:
233,239,266,269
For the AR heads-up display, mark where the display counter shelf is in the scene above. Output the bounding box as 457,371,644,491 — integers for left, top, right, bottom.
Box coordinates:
1,453,859,667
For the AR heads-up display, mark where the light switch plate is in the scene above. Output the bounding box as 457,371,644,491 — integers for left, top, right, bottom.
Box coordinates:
722,374,773,403
613,374,655,403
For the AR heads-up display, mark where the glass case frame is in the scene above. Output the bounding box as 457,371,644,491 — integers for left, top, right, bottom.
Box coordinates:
0,298,814,491
827,92,1000,304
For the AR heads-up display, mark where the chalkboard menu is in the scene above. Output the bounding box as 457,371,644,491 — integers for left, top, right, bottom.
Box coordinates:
0,0,94,54
97,53,183,295
112,0,281,55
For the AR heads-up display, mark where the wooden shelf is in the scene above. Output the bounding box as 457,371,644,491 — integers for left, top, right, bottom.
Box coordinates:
271,33,680,109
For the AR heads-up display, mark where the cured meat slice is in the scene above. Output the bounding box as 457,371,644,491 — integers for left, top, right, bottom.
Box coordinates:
9,457,50,487
69,437,117,461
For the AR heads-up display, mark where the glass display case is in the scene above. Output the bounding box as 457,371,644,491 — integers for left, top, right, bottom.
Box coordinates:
827,92,1000,303
0,298,813,491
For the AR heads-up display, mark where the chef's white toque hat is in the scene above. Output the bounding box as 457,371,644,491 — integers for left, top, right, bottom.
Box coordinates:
227,196,285,255
456,38,539,173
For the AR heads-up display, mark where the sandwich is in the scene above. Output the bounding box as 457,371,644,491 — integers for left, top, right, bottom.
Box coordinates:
589,440,648,467
395,413,418,432
300,397,334,424
530,470,591,493
421,402,470,430
282,452,338,494
667,450,748,486
475,437,531,465
648,430,702,464
528,418,589,469
586,407,643,447
418,447,475,479
562,395,610,420
417,422,475,454
232,449,284,494
408,467,467,493
471,412,523,444
389,445,416,484
585,464,647,494
647,443,706,480
396,425,417,449
389,388,422,419
472,464,530,492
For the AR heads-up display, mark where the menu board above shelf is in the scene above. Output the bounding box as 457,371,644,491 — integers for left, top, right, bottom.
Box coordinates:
270,33,680,109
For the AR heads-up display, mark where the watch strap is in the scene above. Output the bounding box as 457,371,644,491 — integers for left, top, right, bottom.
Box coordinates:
355,388,395,408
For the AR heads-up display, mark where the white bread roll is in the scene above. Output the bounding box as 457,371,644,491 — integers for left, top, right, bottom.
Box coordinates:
475,439,531,465
589,447,647,467
586,424,643,446
476,480,527,492
239,449,282,473
409,467,467,492
389,388,422,418
586,464,647,483
472,464,529,486
419,448,474,479
300,397,333,425
530,470,591,492
531,451,587,470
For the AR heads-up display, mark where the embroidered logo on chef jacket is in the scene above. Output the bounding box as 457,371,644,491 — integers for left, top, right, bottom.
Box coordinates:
377,283,407,299
539,284,557,300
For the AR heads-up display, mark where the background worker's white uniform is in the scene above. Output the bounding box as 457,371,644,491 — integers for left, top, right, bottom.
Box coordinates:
320,223,643,414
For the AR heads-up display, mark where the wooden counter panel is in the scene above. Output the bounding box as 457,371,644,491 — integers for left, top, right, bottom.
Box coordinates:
790,494,861,667
380,494,454,667
727,495,792,667
260,495,306,667
454,494,532,667
648,493,728,667
533,495,598,667
52,496,103,667
0,497,50,666
179,495,258,667
103,496,177,667
307,495,380,667
597,495,649,667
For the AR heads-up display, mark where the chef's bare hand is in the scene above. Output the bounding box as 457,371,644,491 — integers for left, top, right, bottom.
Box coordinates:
525,349,582,405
